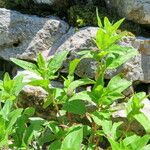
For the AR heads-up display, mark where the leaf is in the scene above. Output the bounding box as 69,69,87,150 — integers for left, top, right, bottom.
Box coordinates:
101,120,122,140
126,92,146,119
108,139,120,150
107,75,131,93
122,133,150,150
96,28,107,50
99,75,131,105
123,134,139,147
68,59,80,76
104,17,111,31
69,91,93,103
37,53,46,69
29,79,49,89
11,58,40,75
63,100,86,115
24,117,45,145
0,116,6,141
0,100,12,121
23,107,35,116
49,140,62,150
107,47,138,69
67,78,95,95
96,7,103,28
48,50,69,75
3,72,12,92
130,135,150,150
12,75,25,96
111,18,125,33
61,125,83,150
134,113,150,133
6,108,23,133
43,89,55,108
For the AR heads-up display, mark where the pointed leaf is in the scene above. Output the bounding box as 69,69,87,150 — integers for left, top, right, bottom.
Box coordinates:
61,125,83,150
48,50,69,75
11,58,39,75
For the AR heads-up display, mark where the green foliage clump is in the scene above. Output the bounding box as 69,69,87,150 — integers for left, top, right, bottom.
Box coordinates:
0,0,30,9
68,4,107,27
0,10,150,149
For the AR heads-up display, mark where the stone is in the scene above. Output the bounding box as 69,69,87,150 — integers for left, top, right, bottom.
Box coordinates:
34,0,55,5
49,26,150,82
105,0,150,25
33,0,69,11
0,8,69,61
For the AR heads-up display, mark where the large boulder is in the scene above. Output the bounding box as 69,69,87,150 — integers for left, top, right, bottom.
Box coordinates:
105,0,150,25
49,27,150,83
0,8,69,60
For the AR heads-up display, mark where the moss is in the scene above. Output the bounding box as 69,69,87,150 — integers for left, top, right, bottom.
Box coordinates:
0,0,30,9
68,4,108,27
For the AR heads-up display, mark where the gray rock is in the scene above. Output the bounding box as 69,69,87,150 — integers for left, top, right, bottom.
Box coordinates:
33,0,69,11
0,8,69,61
49,26,150,82
34,0,55,5
105,0,150,25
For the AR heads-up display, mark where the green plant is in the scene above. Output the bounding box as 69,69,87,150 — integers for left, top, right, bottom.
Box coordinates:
0,10,150,150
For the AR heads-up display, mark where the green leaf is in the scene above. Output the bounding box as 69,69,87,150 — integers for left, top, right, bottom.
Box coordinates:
134,113,150,133
0,116,6,141
69,91,93,103
37,53,46,69
6,108,23,133
130,135,150,150
123,134,139,147
67,78,95,95
104,17,111,31
96,7,103,28
43,89,55,108
107,75,131,93
111,18,125,33
29,79,49,89
63,100,86,115
23,117,45,145
126,92,146,120
68,59,80,76
61,125,83,150
49,140,62,150
11,58,40,75
0,100,12,121
99,75,131,105
12,75,25,96
3,72,12,92
23,107,35,116
100,120,122,140
48,50,69,75
107,47,138,69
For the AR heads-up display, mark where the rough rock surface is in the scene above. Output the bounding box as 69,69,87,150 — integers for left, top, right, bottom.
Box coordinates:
0,8,69,61
105,0,150,25
49,27,150,82
34,0,55,5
